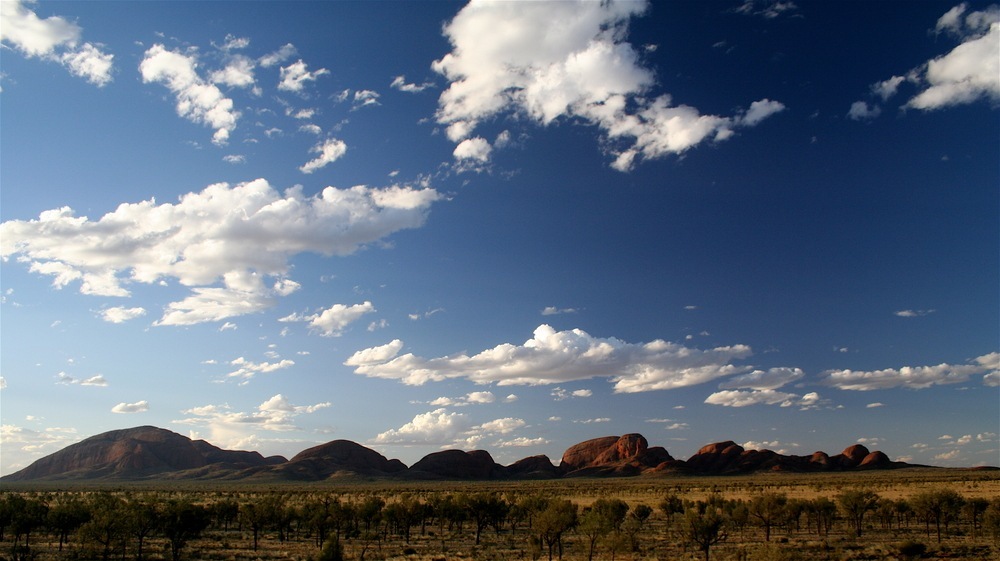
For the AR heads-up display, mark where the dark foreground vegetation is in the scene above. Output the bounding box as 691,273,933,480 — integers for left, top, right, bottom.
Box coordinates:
1,469,998,561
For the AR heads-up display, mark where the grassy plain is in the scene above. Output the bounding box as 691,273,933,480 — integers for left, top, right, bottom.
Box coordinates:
2,467,998,561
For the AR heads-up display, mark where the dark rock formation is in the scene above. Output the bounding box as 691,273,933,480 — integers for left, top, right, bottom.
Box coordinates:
2,425,936,483
259,440,406,480
406,449,503,479
2,426,281,481
506,455,559,479
559,434,673,476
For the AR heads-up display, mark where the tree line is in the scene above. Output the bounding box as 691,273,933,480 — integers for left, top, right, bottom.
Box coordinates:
0,486,997,560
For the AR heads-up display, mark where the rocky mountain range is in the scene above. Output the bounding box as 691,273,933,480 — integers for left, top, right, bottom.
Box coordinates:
2,426,926,482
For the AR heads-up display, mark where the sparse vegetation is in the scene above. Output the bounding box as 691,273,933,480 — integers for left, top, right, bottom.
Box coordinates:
0,469,997,560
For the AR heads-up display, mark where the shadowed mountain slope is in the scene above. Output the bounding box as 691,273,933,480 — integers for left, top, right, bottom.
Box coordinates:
3,426,947,483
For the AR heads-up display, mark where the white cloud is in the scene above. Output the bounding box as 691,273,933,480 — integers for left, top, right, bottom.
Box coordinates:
259,43,296,68
391,75,434,93
717,367,803,390
111,400,149,414
542,306,577,316
100,306,147,324
0,425,79,475
704,389,800,407
575,417,611,424
225,356,294,383
223,154,247,164
475,417,525,434
497,436,549,447
353,89,380,108
278,59,329,92
866,402,885,408
373,408,469,444
0,0,114,86
742,440,798,454
173,393,329,449
934,449,960,461
55,372,108,387
847,100,881,121
734,0,800,19
209,55,256,88
571,389,593,398
821,353,997,390
865,5,1000,113
279,301,375,337
0,377,5,390
59,42,114,86
140,44,239,145
504,394,518,403
895,309,935,317
453,137,492,162
872,75,906,100
346,324,753,392
300,138,348,173
2,179,441,325
432,0,783,171
299,124,322,135
217,34,250,52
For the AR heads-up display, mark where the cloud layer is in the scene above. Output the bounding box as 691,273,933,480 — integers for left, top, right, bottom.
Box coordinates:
432,0,783,170
1,179,441,325
347,324,753,392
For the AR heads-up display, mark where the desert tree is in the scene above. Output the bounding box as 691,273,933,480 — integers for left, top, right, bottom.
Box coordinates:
681,506,728,561
78,492,128,561
239,494,283,551
837,489,880,537
125,495,161,561
964,497,990,539
209,497,240,532
748,492,787,541
910,489,965,543
577,498,627,561
659,493,684,534
984,498,1000,544
807,497,837,536
9,493,48,552
160,499,209,561
47,495,90,551
535,498,578,561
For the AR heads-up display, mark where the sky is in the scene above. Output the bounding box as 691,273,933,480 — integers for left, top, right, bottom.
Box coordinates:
1,0,998,477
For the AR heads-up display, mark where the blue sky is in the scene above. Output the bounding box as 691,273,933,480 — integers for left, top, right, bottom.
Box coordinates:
1,0,997,476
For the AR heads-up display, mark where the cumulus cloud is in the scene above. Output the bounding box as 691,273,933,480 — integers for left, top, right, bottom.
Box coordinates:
259,43,296,68
717,367,804,390
300,138,348,173
278,59,329,92
452,137,492,163
209,55,256,88
497,436,549,447
353,89,380,108
1,179,441,325
0,0,114,86
99,306,147,324
821,352,997,390
140,44,239,145
279,301,375,337
56,373,108,387
111,400,149,414
173,393,329,449
856,5,999,116
432,0,783,172
847,100,881,121
704,389,800,407
346,324,753,392
542,306,577,316
225,356,295,383
391,75,434,93
374,408,469,444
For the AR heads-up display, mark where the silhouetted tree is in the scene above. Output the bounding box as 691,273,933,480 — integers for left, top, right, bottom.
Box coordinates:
536,499,577,561
748,492,787,541
837,489,880,537
160,499,209,561
911,489,965,543
681,507,728,561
